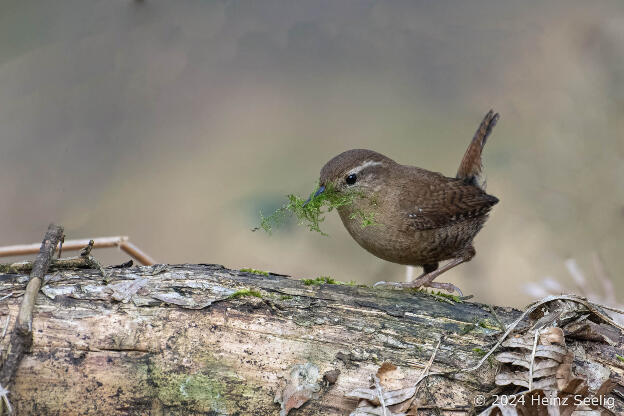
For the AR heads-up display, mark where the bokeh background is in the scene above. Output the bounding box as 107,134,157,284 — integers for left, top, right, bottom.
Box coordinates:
1,0,623,307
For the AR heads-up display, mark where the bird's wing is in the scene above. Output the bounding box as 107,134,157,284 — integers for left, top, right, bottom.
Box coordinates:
399,178,498,231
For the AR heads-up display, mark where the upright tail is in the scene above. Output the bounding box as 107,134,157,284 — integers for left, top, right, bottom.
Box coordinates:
456,109,500,189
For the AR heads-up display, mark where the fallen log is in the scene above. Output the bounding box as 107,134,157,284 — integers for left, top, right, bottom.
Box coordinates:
0,263,622,415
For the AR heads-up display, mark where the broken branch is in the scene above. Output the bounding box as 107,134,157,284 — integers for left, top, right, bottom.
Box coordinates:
0,223,63,388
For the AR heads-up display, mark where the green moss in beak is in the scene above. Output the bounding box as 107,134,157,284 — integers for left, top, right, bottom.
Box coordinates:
255,183,375,235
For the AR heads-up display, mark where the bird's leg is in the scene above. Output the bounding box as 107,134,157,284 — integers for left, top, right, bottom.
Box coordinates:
376,263,441,288
375,248,474,296
408,258,467,296
413,248,475,295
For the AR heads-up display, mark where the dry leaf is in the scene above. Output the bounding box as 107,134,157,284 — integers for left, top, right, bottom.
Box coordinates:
495,327,574,391
377,361,405,390
564,321,619,346
382,387,416,406
350,405,407,416
554,352,574,390
347,362,416,416
345,386,416,406
346,388,379,404
274,363,320,416
484,323,619,416
539,327,565,345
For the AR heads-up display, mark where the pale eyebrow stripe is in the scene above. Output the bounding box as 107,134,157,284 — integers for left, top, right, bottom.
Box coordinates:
349,160,384,175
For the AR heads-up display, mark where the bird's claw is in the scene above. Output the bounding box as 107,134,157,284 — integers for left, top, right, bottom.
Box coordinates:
425,281,464,297
373,281,403,288
373,280,463,297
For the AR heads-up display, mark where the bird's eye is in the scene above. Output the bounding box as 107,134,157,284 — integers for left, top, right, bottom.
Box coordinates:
345,173,357,185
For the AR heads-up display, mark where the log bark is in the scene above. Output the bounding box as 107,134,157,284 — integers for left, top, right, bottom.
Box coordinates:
0,264,622,415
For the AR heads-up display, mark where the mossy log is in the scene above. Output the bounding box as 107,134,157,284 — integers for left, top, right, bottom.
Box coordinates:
0,264,622,415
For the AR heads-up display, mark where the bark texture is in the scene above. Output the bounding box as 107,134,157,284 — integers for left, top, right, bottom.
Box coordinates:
0,264,621,415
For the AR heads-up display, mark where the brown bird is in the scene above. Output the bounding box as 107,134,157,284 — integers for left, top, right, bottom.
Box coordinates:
315,110,500,294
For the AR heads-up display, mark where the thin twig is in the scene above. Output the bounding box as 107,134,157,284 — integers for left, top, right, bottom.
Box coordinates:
78,240,108,280
0,384,12,415
88,257,108,280
372,375,388,416
594,304,624,316
0,223,63,388
80,240,94,257
408,338,442,414
0,240,110,280
460,294,624,374
118,241,156,266
528,328,541,391
0,256,107,275
1,317,9,340
415,339,441,386
57,235,64,259
0,236,155,266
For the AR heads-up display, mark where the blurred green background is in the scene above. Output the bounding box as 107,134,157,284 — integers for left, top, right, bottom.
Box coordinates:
1,0,623,307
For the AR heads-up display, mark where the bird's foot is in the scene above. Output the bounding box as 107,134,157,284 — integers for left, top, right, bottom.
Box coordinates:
422,281,463,297
373,280,463,297
373,280,412,289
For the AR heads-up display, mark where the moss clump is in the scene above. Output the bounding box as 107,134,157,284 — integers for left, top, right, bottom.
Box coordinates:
476,319,500,331
141,356,266,412
409,288,462,303
302,276,338,285
256,183,377,235
149,368,228,411
432,291,462,303
280,295,293,300
228,289,262,299
240,268,269,276
472,347,487,356
459,324,476,335
301,276,356,286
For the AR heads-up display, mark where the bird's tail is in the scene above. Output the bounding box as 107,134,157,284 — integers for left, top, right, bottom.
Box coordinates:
456,110,500,189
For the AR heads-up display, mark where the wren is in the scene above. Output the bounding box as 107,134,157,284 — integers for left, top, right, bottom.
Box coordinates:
314,110,500,294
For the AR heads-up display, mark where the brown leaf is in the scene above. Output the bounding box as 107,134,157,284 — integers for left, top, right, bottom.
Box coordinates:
595,378,617,396
539,327,565,345
564,321,619,346
376,361,405,390
554,352,574,390
377,362,397,378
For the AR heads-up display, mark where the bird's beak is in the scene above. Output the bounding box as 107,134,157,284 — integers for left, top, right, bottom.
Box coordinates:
303,185,325,207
